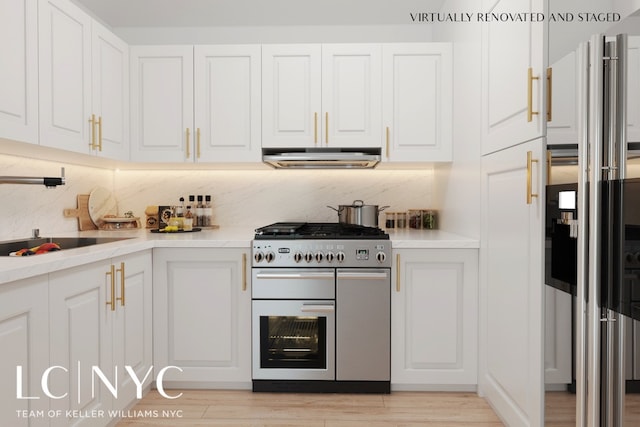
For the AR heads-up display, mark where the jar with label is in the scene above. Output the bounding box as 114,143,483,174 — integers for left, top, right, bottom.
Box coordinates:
384,212,396,229
408,209,423,229
184,206,194,231
422,210,437,229
396,212,408,229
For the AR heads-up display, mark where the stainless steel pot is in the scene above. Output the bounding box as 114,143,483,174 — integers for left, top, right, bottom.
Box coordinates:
327,200,389,227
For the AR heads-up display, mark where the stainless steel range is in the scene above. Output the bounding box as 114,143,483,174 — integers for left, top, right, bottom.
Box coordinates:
251,222,391,393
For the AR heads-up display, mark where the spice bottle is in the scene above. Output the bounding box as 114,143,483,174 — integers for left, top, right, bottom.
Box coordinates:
184,206,194,231
196,195,204,227
203,195,213,226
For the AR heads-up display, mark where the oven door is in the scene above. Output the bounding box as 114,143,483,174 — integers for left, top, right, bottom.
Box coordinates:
252,299,335,380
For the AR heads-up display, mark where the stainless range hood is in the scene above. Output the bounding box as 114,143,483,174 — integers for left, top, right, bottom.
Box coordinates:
262,147,381,169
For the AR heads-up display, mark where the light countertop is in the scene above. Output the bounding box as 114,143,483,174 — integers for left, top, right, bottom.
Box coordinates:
0,227,479,285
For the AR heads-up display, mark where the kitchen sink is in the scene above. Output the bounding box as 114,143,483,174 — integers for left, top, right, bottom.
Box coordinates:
0,237,133,256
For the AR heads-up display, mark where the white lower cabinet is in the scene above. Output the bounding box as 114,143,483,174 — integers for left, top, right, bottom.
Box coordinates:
48,250,152,427
391,248,478,390
153,248,251,388
0,276,49,427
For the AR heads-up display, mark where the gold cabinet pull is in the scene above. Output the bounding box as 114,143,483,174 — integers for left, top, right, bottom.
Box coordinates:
115,262,125,307
325,112,329,145
106,264,116,311
89,114,98,149
242,253,247,291
314,112,318,145
526,151,539,204
546,149,552,185
196,128,201,159
527,67,540,122
546,68,552,122
97,116,103,151
386,127,390,158
395,253,401,292
185,128,191,159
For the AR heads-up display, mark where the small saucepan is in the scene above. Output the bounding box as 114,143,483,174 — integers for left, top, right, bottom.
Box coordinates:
327,200,389,228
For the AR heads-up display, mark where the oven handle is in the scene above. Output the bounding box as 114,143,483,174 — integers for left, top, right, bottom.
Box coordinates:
336,271,389,280
255,272,335,280
300,303,335,313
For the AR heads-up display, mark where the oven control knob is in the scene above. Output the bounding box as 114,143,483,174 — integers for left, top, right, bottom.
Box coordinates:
336,251,345,263
325,251,335,262
304,252,314,263
254,251,264,263
294,252,303,263
376,252,387,263
315,252,324,262
265,252,275,263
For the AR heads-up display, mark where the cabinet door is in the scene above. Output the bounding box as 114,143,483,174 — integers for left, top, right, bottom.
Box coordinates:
91,22,129,160
0,0,38,145
0,277,49,427
382,43,452,162
480,139,545,427
261,44,321,147
322,44,381,148
153,248,251,386
194,45,261,162
481,0,547,154
130,45,194,162
38,0,92,154
628,36,640,143
49,261,112,427
111,251,152,410
544,286,572,385
392,249,478,387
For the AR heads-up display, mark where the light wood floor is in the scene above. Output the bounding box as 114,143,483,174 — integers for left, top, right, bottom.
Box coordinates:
115,389,505,426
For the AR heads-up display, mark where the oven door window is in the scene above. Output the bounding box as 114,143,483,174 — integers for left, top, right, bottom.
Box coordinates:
260,316,327,369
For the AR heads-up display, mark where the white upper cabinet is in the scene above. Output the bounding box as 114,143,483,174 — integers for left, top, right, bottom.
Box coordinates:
130,45,194,162
130,44,261,163
0,0,38,145
481,0,547,154
382,43,453,162
38,0,92,154
194,45,261,162
38,0,129,160
262,44,381,148
91,22,130,160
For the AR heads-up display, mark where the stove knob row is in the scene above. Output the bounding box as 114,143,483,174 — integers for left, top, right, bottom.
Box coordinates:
254,251,275,263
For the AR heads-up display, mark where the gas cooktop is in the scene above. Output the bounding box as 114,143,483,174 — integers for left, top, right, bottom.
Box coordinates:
254,222,389,240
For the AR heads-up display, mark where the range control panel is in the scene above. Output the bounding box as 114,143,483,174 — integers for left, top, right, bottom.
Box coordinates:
252,239,391,268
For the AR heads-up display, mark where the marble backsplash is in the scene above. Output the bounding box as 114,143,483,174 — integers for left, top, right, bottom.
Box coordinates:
115,167,434,229
0,153,434,239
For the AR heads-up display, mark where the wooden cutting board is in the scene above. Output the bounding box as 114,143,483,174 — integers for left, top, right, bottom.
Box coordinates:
63,194,98,230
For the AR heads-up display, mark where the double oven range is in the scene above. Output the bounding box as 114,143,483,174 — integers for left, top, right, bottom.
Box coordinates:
251,222,392,393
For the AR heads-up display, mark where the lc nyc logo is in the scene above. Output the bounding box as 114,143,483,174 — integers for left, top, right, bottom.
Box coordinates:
16,364,183,400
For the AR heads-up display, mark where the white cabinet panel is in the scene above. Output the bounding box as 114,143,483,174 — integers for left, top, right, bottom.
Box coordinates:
0,0,38,145
153,248,251,387
130,45,194,162
481,0,547,154
0,276,49,427
382,43,452,162
547,50,580,146
480,138,545,427
194,45,261,162
628,36,640,143
38,0,92,154
92,22,129,160
392,249,478,388
261,44,321,147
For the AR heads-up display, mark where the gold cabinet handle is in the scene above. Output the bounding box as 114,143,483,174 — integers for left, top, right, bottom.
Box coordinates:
546,68,552,122
395,253,401,292
106,264,116,311
115,262,125,307
526,151,539,204
242,253,247,291
196,128,201,159
527,67,540,122
89,114,97,149
325,112,329,145
185,128,191,159
97,116,103,152
386,127,390,158
546,149,552,185
314,112,318,145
